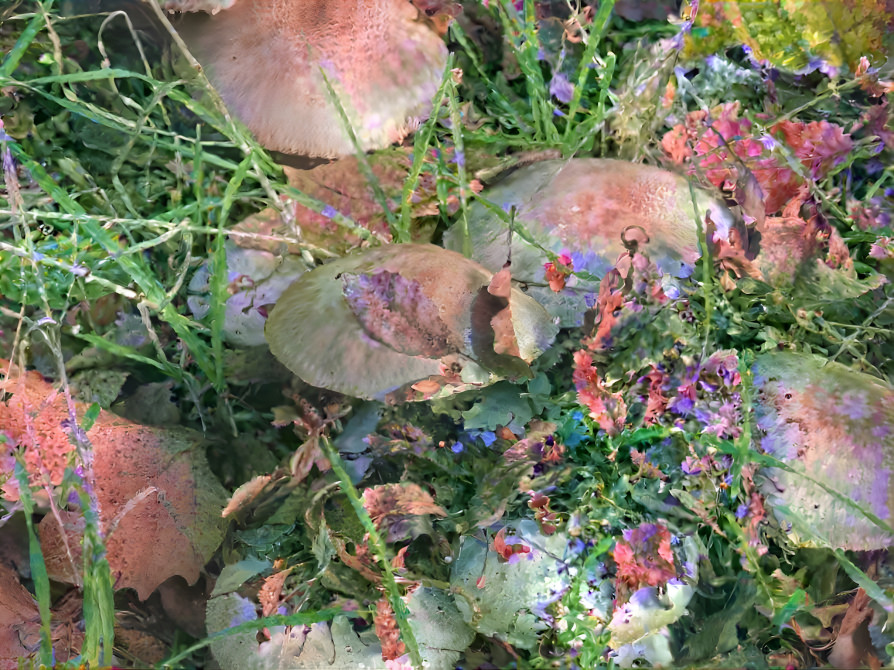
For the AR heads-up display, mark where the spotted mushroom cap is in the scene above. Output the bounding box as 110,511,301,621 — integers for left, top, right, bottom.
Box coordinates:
177,0,448,157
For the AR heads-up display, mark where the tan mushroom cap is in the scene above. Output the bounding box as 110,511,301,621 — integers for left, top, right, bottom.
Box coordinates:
178,0,448,157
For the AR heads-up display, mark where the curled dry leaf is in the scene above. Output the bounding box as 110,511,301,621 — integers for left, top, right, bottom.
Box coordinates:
264,244,557,402
374,596,406,661
0,360,228,600
362,482,447,543
443,158,738,326
177,0,447,157
753,351,894,550
828,588,881,670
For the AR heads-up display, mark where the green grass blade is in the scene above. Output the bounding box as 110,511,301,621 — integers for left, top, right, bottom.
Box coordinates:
400,53,455,234
14,462,53,666
318,68,398,241
317,436,424,668
0,6,47,78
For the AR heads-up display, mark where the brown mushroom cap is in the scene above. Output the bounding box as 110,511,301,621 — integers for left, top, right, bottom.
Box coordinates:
178,0,448,157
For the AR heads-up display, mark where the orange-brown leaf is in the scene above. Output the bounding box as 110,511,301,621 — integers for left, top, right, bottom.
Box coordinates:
0,360,228,600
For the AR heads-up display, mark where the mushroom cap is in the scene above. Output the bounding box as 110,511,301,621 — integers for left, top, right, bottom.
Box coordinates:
264,244,557,402
753,351,894,550
162,0,237,13
187,239,307,347
179,0,448,157
444,158,738,326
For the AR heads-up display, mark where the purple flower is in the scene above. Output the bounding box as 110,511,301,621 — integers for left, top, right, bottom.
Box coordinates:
321,205,338,219
567,538,586,555
668,395,694,416
758,134,778,151
549,72,574,104
736,503,749,519
681,456,703,476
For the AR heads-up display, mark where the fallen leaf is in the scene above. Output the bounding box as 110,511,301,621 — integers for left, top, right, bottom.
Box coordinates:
222,474,273,518
0,360,229,600
0,563,41,669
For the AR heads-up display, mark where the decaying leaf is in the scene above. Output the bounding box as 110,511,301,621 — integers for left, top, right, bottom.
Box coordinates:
222,474,273,519
362,482,447,543
0,562,41,669
0,360,228,600
753,351,894,550
443,159,738,326
828,589,881,669
265,244,557,402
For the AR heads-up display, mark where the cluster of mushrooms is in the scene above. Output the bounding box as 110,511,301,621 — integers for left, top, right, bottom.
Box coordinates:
170,0,892,563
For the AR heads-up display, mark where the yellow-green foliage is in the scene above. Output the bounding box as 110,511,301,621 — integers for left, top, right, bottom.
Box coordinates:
687,0,892,71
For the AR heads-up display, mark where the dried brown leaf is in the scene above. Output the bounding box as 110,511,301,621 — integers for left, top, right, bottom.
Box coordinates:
0,361,228,600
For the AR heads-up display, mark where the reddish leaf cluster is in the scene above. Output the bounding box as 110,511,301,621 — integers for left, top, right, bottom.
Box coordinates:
612,523,676,605
640,366,670,425
572,350,627,436
374,596,406,661
662,101,853,215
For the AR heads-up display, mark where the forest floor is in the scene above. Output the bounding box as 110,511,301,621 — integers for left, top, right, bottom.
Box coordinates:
1,1,894,668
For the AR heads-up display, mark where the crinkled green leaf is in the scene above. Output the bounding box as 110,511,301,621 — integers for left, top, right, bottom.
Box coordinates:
449,520,569,650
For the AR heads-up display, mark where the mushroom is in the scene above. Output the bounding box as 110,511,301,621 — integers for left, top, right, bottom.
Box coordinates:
173,0,449,157
753,351,894,551
443,158,739,326
264,244,558,402
187,239,307,347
